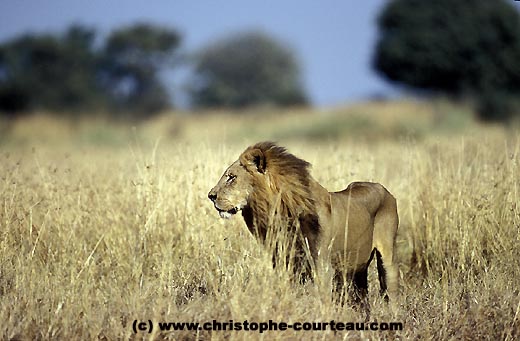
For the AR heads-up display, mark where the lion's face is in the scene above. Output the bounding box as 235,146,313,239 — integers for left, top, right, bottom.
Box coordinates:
208,160,254,219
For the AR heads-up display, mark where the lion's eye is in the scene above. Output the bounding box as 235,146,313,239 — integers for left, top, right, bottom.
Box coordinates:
226,174,236,184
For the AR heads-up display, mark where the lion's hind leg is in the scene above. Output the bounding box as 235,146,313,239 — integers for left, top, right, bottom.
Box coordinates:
375,249,398,301
352,266,369,303
333,263,370,307
345,250,376,313
373,193,399,301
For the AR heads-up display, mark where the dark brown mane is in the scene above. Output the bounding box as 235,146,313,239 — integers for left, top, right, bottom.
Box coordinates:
241,142,320,259
250,141,312,188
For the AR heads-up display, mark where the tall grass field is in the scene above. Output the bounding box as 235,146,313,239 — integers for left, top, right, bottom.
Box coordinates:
1,100,519,339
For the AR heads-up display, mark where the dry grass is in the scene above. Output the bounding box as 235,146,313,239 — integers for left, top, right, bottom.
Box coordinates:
1,100,519,340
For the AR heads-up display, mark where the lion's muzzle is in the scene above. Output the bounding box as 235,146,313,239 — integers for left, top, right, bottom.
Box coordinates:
208,188,241,219
208,189,217,202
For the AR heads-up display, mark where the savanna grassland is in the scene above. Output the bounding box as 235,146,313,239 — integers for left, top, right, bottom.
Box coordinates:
0,100,519,340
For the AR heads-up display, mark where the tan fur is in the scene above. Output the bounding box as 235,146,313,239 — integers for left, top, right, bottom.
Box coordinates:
208,142,399,301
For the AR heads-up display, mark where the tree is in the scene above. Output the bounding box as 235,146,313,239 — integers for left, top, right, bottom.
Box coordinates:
374,0,520,121
0,25,103,114
101,23,181,117
0,23,181,118
189,31,307,109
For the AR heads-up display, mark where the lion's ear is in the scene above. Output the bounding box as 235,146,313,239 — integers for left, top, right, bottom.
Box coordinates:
240,148,266,174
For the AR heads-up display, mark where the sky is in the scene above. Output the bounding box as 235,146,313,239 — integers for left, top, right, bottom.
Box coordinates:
1,1,399,108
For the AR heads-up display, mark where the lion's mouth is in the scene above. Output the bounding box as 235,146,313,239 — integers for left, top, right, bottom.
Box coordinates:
215,206,240,219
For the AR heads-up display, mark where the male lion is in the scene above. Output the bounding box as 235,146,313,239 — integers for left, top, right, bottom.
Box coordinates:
208,142,398,302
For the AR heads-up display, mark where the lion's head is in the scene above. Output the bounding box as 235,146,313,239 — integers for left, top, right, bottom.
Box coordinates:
208,142,316,224
207,158,253,219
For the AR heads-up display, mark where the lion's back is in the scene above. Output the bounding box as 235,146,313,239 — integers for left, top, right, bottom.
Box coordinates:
334,182,391,216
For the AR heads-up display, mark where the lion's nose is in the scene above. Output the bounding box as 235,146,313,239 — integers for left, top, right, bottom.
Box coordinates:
208,190,217,202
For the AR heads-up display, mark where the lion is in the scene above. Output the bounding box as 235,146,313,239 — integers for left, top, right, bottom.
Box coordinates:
208,142,398,302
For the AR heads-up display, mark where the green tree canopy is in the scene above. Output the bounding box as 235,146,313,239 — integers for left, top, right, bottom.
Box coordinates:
0,23,181,118
101,23,181,116
374,0,520,121
0,25,102,113
189,31,308,109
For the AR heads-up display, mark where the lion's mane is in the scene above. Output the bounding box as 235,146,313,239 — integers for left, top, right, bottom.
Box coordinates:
239,142,321,259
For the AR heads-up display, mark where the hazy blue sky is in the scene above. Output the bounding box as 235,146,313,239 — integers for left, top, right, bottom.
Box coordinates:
0,1,400,107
